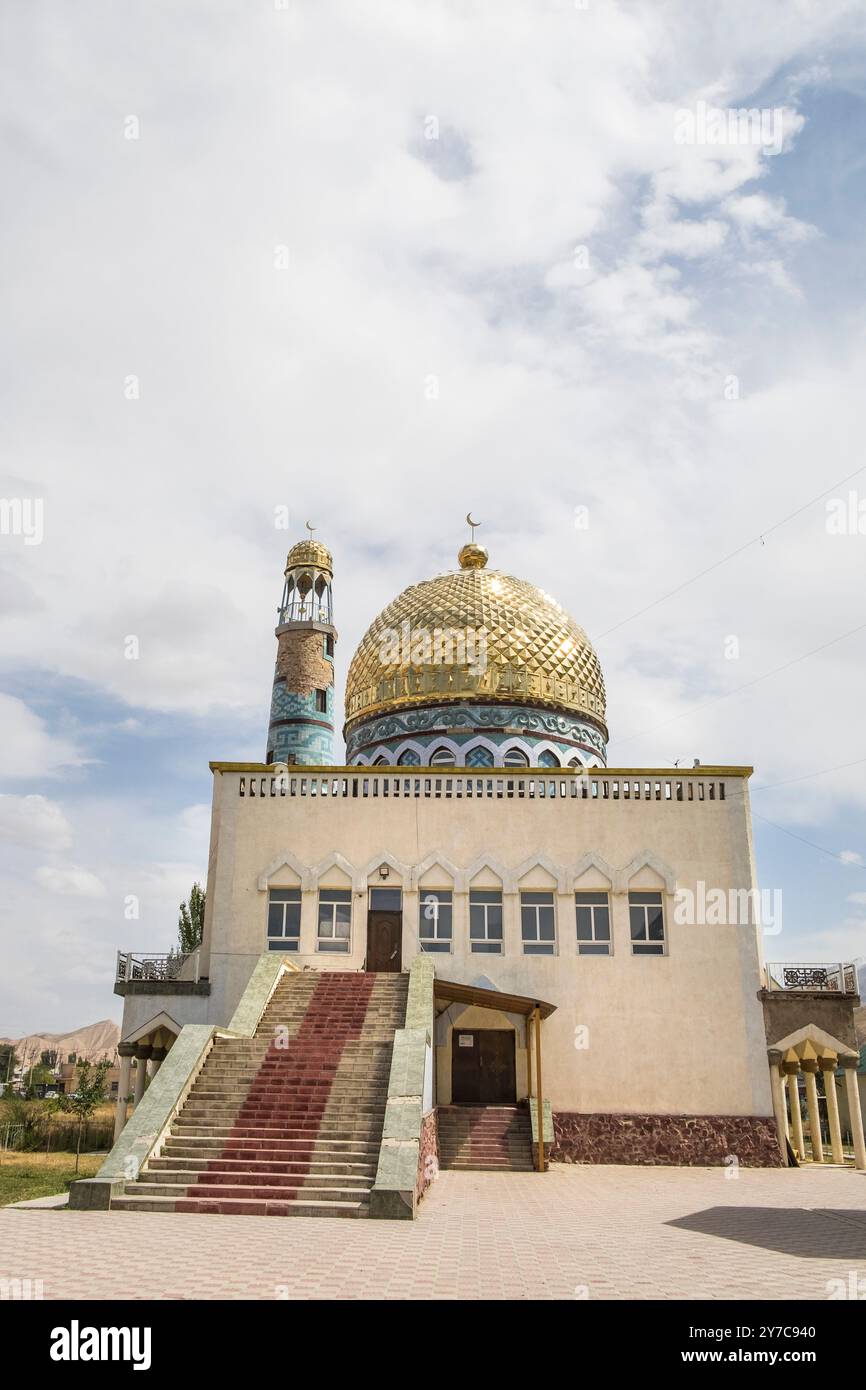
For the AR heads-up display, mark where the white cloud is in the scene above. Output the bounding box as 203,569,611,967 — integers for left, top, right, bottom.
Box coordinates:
723,192,815,242
0,794,73,851
178,803,210,834
839,851,865,867
0,695,86,778
34,865,107,898
807,918,866,963
1,0,866,1027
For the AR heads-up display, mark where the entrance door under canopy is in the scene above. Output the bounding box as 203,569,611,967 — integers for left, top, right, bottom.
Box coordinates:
451,1029,516,1104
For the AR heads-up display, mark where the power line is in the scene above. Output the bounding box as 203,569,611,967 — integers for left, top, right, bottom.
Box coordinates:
753,754,866,793
654,759,865,870
597,460,866,640
609,616,866,751
750,808,865,870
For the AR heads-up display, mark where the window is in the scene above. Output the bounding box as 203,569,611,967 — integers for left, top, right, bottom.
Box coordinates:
324,634,334,658
575,891,611,955
369,887,402,911
503,747,529,767
267,888,301,952
315,688,328,713
317,888,352,952
538,750,560,767
469,890,503,954
430,746,455,766
629,891,665,955
419,890,452,952
397,748,420,766
521,891,556,955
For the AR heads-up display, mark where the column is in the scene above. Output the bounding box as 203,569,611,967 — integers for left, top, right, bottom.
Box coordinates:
113,1044,135,1141
841,1056,866,1171
299,888,319,958
502,890,521,958
819,1058,844,1164
767,1051,788,1164
784,1063,805,1159
148,1046,167,1081
534,1007,545,1174
402,888,420,966
132,1045,152,1107
801,1059,823,1163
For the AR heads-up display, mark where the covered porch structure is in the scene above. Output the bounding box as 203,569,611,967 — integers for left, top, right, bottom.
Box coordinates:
433,978,556,1171
768,1026,866,1170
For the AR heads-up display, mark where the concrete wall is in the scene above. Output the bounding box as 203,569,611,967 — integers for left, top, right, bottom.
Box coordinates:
196,766,770,1118
761,992,859,1051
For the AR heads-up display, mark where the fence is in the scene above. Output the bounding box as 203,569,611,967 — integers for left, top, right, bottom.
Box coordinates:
1,1119,114,1154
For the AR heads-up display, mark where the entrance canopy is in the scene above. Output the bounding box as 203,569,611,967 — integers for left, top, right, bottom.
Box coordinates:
433,978,557,1020
433,977,556,1172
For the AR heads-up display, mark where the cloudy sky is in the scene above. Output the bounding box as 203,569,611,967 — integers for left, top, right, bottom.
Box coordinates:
1,0,866,1035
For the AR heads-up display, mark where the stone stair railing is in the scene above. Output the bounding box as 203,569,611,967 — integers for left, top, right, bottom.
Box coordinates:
69,954,301,1210
369,954,436,1220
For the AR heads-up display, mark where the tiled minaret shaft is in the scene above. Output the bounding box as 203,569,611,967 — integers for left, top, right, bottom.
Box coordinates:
265,537,336,766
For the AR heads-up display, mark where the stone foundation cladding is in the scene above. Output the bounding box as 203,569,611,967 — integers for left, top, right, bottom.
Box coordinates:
551,1112,783,1167
416,1110,439,1205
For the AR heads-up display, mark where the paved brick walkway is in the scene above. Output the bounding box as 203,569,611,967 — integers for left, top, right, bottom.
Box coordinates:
2,1165,865,1300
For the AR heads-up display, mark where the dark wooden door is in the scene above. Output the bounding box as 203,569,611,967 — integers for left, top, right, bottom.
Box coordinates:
366,912,402,972
451,1029,516,1104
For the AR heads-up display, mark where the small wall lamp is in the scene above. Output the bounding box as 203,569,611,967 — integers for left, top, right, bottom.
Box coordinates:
379,863,390,879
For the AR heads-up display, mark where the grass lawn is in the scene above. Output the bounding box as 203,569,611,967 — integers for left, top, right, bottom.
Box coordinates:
0,1151,103,1205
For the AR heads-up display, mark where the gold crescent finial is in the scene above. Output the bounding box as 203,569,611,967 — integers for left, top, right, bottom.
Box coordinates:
305,519,316,538
466,511,481,541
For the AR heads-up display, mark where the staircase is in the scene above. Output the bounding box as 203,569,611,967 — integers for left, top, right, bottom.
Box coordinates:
113,971,408,1218
437,1105,534,1171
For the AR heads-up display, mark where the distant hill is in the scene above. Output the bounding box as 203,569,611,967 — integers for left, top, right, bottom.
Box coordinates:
0,1019,120,1064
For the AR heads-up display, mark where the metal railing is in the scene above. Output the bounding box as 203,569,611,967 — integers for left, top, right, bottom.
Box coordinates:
115,949,200,984
765,962,858,994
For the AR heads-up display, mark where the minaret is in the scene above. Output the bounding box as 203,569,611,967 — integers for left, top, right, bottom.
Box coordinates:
265,530,336,766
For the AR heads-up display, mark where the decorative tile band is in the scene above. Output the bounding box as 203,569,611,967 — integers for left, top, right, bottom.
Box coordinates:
345,701,607,768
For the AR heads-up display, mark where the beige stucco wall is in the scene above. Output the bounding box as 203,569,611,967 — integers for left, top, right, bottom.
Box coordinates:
197,766,771,1118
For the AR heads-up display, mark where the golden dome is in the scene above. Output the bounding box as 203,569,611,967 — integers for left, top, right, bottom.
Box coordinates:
285,539,333,574
344,546,607,735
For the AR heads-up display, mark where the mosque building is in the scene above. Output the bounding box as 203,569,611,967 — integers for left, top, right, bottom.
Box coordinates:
72,528,865,1218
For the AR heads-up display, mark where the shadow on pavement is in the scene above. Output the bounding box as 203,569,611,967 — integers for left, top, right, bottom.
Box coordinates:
667,1207,866,1259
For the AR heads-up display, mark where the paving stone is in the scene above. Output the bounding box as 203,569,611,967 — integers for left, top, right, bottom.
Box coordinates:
3,1164,865,1299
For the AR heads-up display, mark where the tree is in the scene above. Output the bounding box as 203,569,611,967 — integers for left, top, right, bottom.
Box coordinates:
52,1059,112,1173
0,1043,16,1091
178,882,206,954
